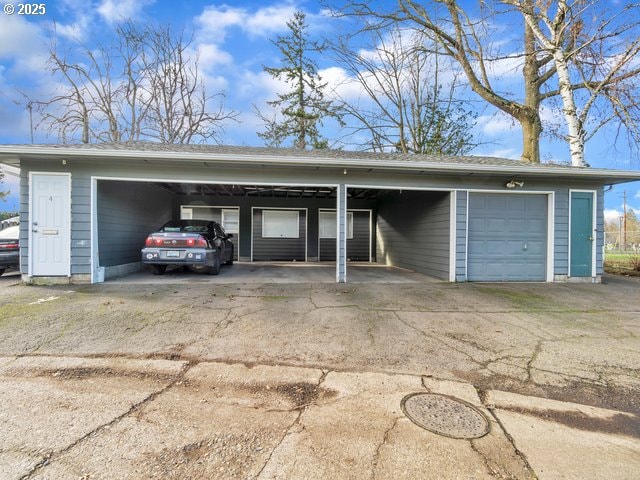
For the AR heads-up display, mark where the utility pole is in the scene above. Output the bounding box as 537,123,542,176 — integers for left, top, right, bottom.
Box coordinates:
622,190,628,251
27,102,33,144
619,216,624,251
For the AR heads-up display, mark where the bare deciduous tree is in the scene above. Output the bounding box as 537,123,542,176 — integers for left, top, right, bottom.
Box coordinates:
336,0,640,165
30,22,237,144
504,0,640,166
331,28,477,154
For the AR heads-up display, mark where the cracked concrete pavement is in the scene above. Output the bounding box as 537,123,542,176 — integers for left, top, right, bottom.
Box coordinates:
0,273,639,478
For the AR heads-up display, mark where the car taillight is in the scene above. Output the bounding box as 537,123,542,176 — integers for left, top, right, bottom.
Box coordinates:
0,242,18,249
186,236,207,247
145,236,164,247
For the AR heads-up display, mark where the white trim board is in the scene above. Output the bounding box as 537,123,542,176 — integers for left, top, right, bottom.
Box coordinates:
449,191,457,282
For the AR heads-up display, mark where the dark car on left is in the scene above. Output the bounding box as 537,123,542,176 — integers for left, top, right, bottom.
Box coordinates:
141,220,234,275
0,225,20,276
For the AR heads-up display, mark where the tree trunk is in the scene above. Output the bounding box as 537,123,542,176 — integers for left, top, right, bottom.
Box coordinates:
554,51,586,167
521,114,540,163
521,22,541,163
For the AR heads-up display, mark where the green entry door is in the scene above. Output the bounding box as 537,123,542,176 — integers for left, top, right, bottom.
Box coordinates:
570,192,594,277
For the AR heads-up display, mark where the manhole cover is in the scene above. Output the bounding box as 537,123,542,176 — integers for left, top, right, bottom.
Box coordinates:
401,392,490,439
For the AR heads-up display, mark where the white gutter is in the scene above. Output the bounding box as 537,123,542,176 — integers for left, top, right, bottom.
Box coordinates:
1,145,640,180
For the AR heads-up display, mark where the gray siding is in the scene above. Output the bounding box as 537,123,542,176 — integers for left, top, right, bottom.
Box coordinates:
319,210,371,261
17,156,608,282
596,187,604,275
252,209,306,261
376,191,451,280
177,195,375,261
19,173,29,273
97,181,173,267
554,190,569,275
456,190,467,281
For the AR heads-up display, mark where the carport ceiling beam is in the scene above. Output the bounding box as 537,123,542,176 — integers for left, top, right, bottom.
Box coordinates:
218,184,234,196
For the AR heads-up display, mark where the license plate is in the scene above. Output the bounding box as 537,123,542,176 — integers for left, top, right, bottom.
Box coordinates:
166,251,180,258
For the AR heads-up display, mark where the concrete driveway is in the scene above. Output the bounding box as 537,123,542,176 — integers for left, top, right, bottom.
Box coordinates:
116,262,441,284
0,274,638,479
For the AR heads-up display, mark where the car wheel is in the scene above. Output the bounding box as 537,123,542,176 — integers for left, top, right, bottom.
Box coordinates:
0,268,5,277
225,245,234,265
208,255,221,275
151,264,167,275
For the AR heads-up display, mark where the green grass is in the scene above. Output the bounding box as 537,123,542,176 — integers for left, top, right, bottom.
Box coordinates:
604,253,640,276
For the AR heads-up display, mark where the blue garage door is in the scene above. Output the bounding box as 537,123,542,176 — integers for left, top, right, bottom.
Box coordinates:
468,193,547,281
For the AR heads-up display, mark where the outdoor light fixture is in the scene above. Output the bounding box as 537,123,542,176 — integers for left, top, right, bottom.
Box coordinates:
505,180,524,189
343,168,347,175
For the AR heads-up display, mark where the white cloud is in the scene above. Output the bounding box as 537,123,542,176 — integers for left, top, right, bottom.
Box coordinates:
198,43,233,68
485,54,523,80
605,209,623,223
238,70,288,102
245,4,298,35
97,0,156,24
195,3,304,44
475,147,520,160
0,15,49,76
318,66,364,103
635,190,640,199
0,16,43,59
477,112,517,136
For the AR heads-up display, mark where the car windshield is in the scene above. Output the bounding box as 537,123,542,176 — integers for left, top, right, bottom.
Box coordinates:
160,220,210,233
0,226,19,239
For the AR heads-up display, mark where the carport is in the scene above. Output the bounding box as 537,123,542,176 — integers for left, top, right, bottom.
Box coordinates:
94,179,350,279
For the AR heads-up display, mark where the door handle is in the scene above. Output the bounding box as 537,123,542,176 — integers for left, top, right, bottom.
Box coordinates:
588,237,594,241
33,222,38,226
32,229,38,233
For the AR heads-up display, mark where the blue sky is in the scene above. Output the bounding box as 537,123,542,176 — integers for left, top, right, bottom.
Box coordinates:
0,0,638,218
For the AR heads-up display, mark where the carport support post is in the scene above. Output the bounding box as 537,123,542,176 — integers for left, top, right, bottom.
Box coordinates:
337,183,347,283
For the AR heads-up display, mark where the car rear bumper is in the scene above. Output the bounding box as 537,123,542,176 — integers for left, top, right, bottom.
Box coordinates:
0,251,19,269
141,248,217,266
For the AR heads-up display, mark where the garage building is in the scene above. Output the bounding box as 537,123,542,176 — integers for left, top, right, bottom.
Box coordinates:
1,143,639,284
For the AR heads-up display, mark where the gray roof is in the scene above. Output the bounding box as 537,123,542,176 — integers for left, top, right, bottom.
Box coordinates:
23,141,572,169
1,142,639,183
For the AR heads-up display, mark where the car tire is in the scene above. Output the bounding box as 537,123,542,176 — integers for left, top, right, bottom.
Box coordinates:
208,255,221,275
0,268,5,277
151,265,167,275
225,245,234,265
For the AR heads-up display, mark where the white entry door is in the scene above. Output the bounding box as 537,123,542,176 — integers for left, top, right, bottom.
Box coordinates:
30,173,71,276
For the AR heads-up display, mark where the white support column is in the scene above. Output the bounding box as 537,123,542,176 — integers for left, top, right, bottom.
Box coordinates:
336,183,347,283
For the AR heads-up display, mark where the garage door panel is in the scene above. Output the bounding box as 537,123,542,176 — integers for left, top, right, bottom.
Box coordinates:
506,219,525,233
527,240,546,255
527,219,546,233
468,193,547,281
469,218,486,233
506,240,525,254
487,218,506,232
